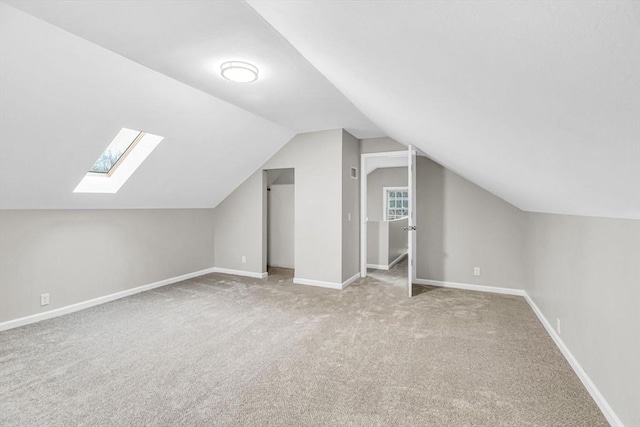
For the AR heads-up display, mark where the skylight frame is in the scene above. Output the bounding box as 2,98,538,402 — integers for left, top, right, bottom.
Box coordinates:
74,128,164,194
88,131,146,177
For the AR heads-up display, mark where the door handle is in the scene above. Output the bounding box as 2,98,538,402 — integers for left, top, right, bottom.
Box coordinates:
403,226,417,231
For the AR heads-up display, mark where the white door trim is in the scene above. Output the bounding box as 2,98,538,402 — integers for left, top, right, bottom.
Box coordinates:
407,146,417,297
360,150,409,278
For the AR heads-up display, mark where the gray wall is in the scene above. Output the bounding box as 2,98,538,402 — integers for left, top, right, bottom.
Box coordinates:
213,170,266,274
267,183,295,269
525,213,640,426
416,155,526,289
214,130,350,284
366,222,387,267
0,209,215,322
367,167,408,221
361,137,524,289
3,131,635,424
366,220,408,267
388,218,408,264
264,129,343,283
341,130,360,282
414,152,639,423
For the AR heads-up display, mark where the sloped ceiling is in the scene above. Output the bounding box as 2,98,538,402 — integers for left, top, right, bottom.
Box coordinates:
0,3,296,209
0,1,379,209
1,1,638,218
4,0,380,138
250,1,640,220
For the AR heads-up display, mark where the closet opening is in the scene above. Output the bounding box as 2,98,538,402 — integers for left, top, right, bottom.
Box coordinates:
265,168,295,276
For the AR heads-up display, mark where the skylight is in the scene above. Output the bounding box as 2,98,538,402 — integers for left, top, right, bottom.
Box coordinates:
74,128,163,194
89,128,141,174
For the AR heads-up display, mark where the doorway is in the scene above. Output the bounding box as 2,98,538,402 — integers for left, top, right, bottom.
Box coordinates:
360,147,418,296
266,168,295,274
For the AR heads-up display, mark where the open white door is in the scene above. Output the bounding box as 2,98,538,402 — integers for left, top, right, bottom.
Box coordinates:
407,146,417,297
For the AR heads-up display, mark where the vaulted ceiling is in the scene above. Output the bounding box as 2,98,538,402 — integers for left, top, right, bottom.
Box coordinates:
249,0,640,219
1,1,638,218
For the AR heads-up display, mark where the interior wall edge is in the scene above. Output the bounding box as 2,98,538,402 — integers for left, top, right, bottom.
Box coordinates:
412,278,525,296
411,276,624,426
0,266,217,332
523,293,624,427
0,209,216,322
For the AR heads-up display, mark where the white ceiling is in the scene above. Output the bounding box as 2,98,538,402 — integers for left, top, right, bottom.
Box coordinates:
250,1,640,220
1,1,638,218
0,3,293,209
4,0,381,139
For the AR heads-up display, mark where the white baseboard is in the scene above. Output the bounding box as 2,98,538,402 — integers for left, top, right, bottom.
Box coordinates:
413,278,526,296
524,294,623,427
294,272,361,290
388,252,407,269
212,267,268,279
2,269,622,425
342,272,361,289
413,277,622,426
0,267,217,332
367,252,407,271
294,277,342,289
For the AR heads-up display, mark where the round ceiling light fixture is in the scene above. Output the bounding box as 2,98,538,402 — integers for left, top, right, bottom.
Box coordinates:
220,61,259,83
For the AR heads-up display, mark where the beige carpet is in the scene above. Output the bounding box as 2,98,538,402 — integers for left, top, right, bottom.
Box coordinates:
0,260,607,426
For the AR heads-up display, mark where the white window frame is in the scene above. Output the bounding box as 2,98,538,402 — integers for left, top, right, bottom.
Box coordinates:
74,129,164,194
383,186,409,220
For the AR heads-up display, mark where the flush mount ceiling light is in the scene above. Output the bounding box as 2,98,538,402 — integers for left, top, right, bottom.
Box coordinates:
220,61,259,83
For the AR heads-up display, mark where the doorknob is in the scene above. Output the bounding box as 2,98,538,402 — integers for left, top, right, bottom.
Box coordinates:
403,226,417,231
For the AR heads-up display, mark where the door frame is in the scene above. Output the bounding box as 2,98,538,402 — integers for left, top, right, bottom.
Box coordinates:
360,150,410,279
407,146,417,297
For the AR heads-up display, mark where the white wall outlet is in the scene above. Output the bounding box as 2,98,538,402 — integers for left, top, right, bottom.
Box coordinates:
473,267,481,276
556,318,561,335
241,256,246,264
40,293,50,306
348,213,351,221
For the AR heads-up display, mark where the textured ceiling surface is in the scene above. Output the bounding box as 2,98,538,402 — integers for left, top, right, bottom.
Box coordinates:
4,0,381,138
1,1,638,218
250,1,640,219
0,3,293,209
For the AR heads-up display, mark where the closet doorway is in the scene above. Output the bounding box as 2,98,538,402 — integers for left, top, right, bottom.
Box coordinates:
266,168,295,273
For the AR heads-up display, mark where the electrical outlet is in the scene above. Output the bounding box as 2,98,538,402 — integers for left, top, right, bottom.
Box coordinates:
348,213,351,221
473,267,481,276
556,318,561,335
40,293,50,306
241,256,246,264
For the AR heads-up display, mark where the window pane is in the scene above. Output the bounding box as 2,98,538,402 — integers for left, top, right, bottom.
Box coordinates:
403,191,408,198
390,200,396,208
89,128,141,174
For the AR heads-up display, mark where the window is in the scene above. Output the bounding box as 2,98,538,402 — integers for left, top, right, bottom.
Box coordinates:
384,187,409,220
74,128,163,194
89,128,142,175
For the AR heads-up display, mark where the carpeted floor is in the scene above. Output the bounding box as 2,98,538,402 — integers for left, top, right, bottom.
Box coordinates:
1,260,607,426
